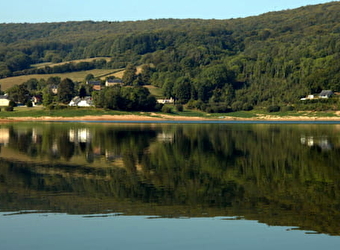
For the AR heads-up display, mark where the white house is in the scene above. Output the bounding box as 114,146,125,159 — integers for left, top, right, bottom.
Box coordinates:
300,90,334,100
319,90,333,98
69,96,94,107
157,97,174,104
0,95,10,106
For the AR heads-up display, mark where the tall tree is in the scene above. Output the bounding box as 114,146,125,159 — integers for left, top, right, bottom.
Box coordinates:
139,64,153,84
42,90,54,107
7,84,30,104
58,78,75,104
47,76,61,86
85,74,95,82
79,85,87,98
122,64,137,86
174,77,192,104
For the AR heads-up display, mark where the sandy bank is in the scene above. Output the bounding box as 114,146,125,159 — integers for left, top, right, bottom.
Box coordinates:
1,113,340,123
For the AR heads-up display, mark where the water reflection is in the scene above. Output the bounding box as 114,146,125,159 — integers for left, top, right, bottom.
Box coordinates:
1,123,340,235
300,135,333,150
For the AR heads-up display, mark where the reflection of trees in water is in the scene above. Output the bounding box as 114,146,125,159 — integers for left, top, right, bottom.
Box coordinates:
58,132,75,161
4,125,159,164
1,124,340,234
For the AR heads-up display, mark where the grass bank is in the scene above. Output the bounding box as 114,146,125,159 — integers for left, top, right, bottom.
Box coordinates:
0,107,134,118
1,106,340,121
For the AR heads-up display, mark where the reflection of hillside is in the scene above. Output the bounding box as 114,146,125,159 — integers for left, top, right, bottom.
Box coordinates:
3,125,158,167
0,146,118,169
1,123,340,236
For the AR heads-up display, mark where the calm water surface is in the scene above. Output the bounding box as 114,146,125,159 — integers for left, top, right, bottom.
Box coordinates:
1,122,340,249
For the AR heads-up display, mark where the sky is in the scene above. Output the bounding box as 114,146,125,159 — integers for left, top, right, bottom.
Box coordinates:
0,0,336,23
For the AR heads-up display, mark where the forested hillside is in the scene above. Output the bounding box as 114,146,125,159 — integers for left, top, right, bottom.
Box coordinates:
1,2,340,110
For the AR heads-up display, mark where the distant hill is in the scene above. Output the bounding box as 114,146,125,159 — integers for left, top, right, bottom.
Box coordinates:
1,1,340,110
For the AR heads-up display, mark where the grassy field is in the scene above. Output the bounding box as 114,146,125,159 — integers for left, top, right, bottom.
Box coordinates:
31,57,111,68
0,69,125,91
145,85,164,98
0,61,149,91
0,107,136,118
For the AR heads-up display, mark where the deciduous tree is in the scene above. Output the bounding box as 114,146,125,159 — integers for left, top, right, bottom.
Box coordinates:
58,78,75,104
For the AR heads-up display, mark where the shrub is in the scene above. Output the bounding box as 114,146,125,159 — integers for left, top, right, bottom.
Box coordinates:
231,101,243,111
46,103,68,110
175,104,183,112
26,101,33,107
47,104,55,110
205,107,214,113
195,100,204,110
9,100,16,108
5,106,14,112
154,103,163,111
186,99,196,109
267,105,281,112
242,103,253,111
161,106,172,113
213,104,229,113
199,103,207,111
54,104,68,110
281,105,294,112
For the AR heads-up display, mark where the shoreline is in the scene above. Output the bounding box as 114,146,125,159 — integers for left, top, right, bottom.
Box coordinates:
2,113,340,123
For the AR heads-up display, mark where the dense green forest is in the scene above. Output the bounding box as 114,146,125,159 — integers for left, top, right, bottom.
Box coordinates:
1,2,340,111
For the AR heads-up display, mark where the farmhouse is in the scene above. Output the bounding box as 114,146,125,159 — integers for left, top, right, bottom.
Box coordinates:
86,80,102,91
0,95,10,106
300,90,334,100
319,90,333,98
157,97,174,104
31,96,42,105
105,79,123,87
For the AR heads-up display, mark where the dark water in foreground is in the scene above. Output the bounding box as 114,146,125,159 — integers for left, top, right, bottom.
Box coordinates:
1,122,340,249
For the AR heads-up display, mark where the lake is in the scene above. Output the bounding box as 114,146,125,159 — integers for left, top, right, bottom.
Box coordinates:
1,122,340,249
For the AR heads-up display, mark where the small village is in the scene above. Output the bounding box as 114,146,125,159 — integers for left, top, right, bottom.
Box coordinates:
0,75,175,111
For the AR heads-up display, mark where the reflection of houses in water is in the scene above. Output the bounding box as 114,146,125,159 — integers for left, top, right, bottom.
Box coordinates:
157,132,174,142
69,128,92,143
88,146,122,162
300,136,315,147
93,146,102,156
0,128,9,145
52,140,59,155
31,128,42,144
300,135,332,150
318,138,333,151
105,150,121,161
